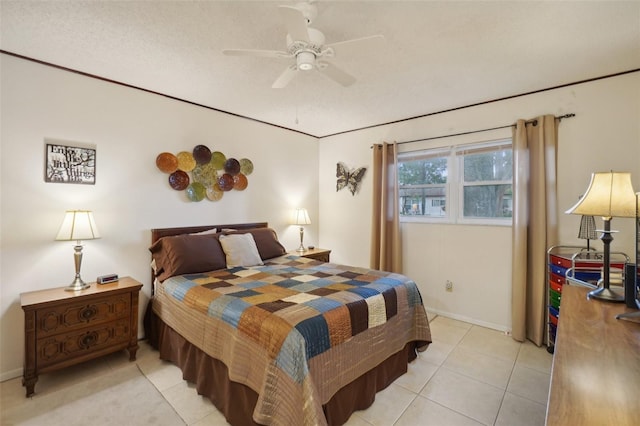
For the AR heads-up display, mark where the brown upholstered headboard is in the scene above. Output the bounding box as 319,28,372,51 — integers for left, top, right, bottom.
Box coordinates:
149,222,268,286
151,222,268,245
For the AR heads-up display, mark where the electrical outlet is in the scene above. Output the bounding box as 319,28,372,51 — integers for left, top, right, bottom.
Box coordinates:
446,280,453,292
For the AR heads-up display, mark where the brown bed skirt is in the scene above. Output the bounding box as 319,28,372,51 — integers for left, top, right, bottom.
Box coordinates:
145,302,422,426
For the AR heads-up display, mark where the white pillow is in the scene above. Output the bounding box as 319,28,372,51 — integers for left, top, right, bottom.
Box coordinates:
190,227,217,235
219,233,264,267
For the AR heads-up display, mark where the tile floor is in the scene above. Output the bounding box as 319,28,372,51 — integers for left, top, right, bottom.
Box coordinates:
1,315,553,425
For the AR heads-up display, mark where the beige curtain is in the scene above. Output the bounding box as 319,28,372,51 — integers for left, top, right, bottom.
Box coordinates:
511,115,559,345
370,142,402,272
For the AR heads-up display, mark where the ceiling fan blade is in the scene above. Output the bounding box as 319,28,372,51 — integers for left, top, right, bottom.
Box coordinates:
272,65,298,89
222,49,291,59
278,5,310,43
325,35,385,58
317,62,356,87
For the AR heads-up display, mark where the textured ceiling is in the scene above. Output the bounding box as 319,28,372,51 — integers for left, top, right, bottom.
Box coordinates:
2,1,639,138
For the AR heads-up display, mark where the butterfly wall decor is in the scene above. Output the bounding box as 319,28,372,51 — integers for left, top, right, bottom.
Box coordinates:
336,162,367,196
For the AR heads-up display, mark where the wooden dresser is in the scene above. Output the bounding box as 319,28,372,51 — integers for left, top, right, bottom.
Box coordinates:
546,285,640,425
21,277,142,396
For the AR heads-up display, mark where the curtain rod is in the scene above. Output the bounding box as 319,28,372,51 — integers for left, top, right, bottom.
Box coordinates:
372,113,575,148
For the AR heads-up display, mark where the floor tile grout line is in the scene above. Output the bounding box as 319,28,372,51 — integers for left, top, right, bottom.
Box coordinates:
490,343,523,425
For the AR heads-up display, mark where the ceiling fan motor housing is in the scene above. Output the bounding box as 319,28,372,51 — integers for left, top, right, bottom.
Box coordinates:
286,27,325,71
297,51,315,70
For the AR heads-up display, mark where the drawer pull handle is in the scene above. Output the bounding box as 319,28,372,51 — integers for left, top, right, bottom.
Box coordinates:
80,305,97,321
79,331,98,349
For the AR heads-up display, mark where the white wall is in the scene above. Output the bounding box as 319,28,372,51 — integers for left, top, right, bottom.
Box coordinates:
0,55,319,379
319,72,640,331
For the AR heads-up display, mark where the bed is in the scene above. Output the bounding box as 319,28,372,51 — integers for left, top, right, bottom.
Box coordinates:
145,222,431,426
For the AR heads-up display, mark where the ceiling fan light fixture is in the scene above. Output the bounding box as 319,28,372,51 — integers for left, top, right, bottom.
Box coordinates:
297,51,315,71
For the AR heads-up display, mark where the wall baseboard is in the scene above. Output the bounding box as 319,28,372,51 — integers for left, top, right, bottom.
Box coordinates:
428,308,511,334
1,367,23,383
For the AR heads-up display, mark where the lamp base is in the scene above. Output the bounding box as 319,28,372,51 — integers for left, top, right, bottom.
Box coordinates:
297,226,306,252
65,276,90,292
616,311,640,321
587,286,625,302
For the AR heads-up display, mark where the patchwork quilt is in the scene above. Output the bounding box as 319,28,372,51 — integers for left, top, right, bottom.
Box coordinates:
154,255,431,425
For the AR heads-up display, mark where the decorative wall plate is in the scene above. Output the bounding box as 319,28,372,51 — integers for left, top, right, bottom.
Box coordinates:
168,170,190,190
192,162,217,186
211,151,226,169
233,173,248,190
156,152,178,173
176,151,196,172
224,158,241,175
193,145,212,165
206,185,224,201
218,173,234,191
186,182,206,201
239,158,254,175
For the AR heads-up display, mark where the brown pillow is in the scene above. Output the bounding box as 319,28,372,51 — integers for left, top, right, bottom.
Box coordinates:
149,233,226,281
221,227,286,260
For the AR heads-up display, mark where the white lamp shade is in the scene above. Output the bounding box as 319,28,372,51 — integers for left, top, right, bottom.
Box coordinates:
565,172,636,219
55,210,100,241
292,208,311,225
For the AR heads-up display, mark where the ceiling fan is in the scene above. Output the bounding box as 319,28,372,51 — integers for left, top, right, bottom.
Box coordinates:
222,1,384,88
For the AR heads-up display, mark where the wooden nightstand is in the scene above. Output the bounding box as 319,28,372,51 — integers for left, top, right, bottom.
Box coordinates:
292,248,331,263
20,276,143,397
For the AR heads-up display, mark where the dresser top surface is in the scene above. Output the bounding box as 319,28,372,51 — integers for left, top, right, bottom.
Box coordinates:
21,276,142,307
546,285,640,425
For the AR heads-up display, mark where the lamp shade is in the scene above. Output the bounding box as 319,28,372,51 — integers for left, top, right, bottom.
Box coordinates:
55,210,100,241
565,172,636,219
577,215,598,240
292,208,311,226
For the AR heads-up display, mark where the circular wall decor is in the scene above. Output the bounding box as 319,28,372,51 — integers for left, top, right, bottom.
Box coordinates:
156,145,254,202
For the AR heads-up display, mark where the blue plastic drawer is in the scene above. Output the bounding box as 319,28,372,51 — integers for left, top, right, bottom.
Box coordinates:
574,270,601,282
550,264,568,277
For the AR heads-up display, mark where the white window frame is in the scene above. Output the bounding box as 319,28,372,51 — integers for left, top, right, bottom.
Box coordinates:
398,148,451,223
399,139,513,226
456,140,513,225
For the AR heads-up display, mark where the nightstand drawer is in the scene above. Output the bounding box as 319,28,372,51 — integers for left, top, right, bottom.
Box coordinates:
36,318,131,369
36,293,131,338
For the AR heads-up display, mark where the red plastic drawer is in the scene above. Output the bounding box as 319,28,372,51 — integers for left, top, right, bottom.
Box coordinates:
550,254,572,269
549,314,558,326
549,272,565,286
550,281,562,293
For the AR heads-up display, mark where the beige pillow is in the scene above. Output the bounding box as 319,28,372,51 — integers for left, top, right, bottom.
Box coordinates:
219,233,264,267
190,227,217,235
220,227,286,260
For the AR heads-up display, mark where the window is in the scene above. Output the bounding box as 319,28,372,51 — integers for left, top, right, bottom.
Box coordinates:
458,142,513,219
398,149,449,218
398,140,512,224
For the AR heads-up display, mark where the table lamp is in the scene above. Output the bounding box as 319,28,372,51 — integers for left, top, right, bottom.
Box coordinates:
56,210,101,291
565,172,636,301
577,214,598,252
292,208,311,252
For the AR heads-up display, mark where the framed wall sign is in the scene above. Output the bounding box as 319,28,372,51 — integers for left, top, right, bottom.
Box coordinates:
44,141,96,184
